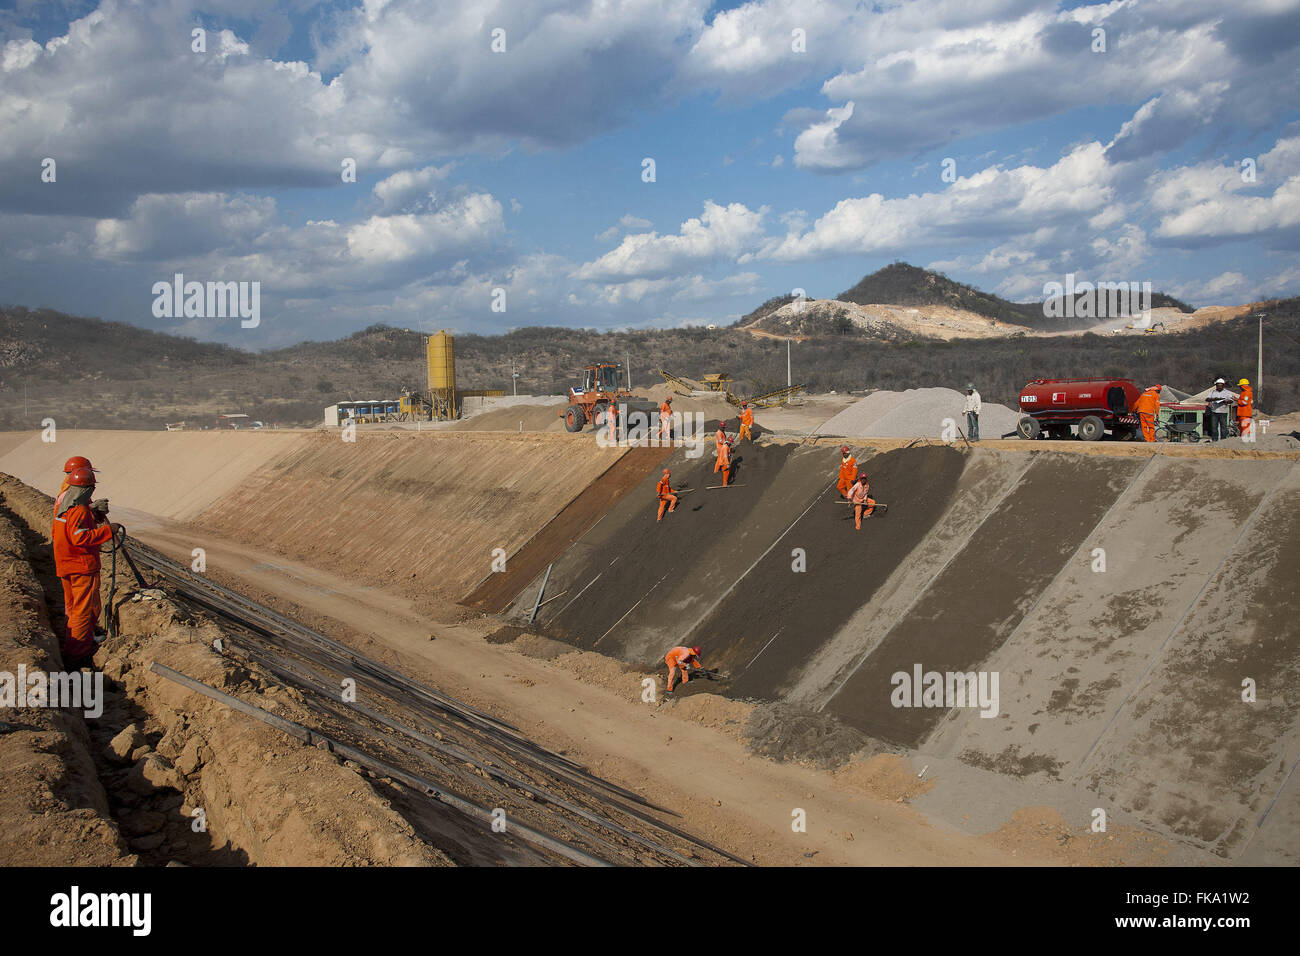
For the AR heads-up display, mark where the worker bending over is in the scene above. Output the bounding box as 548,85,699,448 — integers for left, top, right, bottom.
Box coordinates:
665,645,703,693
52,466,121,668
737,402,755,442
656,469,678,522
848,472,875,530
659,396,673,442
1133,385,1161,442
836,445,858,498
1236,378,1254,439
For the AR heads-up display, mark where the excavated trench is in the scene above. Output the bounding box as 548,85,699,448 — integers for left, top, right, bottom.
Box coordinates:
0,475,453,866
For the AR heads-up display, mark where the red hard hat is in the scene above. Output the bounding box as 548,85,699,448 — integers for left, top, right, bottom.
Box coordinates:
841,445,850,453
64,455,95,473
691,646,701,655
859,472,868,480
663,469,670,475
67,466,96,488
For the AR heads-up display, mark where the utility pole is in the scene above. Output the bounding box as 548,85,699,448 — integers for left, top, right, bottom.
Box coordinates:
511,357,518,396
786,338,792,387
626,352,632,390
1257,313,1265,408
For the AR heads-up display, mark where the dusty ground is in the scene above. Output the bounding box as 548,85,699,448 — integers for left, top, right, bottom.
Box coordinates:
0,475,480,867
0,496,129,866
114,508,1187,866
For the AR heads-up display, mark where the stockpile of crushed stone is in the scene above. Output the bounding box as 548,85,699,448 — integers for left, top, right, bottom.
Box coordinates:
815,387,1021,439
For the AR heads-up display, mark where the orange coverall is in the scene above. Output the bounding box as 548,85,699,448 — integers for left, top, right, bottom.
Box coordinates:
665,646,702,691
659,401,673,441
656,474,678,521
737,407,754,442
1237,385,1254,438
836,454,858,497
606,403,619,442
848,479,875,529
1133,387,1161,442
52,502,113,663
716,442,732,485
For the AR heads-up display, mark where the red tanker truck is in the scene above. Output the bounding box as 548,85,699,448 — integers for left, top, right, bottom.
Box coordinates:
1017,378,1144,441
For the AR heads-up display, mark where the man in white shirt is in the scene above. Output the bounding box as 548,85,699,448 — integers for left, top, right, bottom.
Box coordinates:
963,383,982,441
1205,377,1237,442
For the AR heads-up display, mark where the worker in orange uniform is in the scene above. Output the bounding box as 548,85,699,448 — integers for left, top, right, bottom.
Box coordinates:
52,466,120,667
656,469,678,522
659,396,673,442
713,423,728,473
606,402,619,443
835,445,858,498
715,437,733,486
664,645,703,693
1133,385,1162,442
737,402,755,442
848,472,875,529
1236,378,1254,440
55,455,96,513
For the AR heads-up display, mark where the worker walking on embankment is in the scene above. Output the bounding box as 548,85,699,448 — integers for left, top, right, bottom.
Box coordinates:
659,396,673,442
656,469,678,522
737,402,755,442
835,445,858,498
1133,385,1162,442
963,384,981,441
715,436,733,486
848,472,875,530
664,645,703,693
52,466,121,668
1236,378,1254,440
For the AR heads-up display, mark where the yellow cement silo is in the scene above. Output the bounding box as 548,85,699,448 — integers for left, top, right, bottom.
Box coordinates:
426,331,458,419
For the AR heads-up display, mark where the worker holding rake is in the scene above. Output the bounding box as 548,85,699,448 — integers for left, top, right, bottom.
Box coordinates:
715,437,733,486
664,645,704,693
659,396,673,442
656,469,678,522
848,471,875,529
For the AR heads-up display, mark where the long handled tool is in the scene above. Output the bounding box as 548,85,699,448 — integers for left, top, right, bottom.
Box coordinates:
837,502,888,514
706,483,747,490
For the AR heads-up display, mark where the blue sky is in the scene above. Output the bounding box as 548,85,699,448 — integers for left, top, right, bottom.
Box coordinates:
2,0,1298,348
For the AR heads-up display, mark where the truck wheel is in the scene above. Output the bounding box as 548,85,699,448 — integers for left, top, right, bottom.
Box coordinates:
564,404,586,432
1017,416,1041,440
1078,415,1105,441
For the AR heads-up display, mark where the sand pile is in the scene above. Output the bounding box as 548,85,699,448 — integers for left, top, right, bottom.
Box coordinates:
815,387,1021,439
449,402,566,432
635,383,738,422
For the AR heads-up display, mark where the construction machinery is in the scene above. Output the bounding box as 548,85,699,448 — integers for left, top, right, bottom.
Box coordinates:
1016,378,1144,441
701,373,733,392
660,369,703,396
561,363,657,433
724,384,805,409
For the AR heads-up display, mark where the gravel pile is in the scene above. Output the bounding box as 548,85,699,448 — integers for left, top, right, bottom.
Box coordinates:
816,387,1021,439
